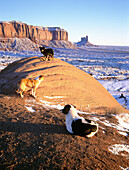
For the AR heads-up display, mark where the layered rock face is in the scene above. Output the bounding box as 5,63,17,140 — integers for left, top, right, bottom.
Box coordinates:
0,21,68,41
47,27,68,41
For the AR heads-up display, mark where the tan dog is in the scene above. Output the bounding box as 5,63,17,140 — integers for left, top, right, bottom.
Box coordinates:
16,75,44,98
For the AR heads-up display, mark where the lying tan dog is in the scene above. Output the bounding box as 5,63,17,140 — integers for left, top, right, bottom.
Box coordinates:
16,75,44,98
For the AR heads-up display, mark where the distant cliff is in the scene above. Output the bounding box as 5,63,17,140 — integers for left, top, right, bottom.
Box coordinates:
0,21,68,42
76,36,95,47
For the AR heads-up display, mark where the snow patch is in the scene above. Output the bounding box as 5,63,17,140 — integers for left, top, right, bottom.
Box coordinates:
39,99,63,110
44,96,65,99
25,106,35,113
117,113,129,124
99,113,129,136
108,144,129,159
118,131,128,136
25,98,64,110
120,166,129,170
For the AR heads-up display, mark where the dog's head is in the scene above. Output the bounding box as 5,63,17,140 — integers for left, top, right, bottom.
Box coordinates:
62,104,76,115
39,47,45,53
39,75,44,81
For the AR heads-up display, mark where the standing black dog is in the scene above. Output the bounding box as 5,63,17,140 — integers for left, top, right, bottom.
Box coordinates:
39,46,54,61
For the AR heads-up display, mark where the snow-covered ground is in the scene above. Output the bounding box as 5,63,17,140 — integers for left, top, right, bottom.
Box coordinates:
0,46,129,110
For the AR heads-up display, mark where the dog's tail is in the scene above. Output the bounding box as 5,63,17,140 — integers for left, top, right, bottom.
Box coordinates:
16,80,21,94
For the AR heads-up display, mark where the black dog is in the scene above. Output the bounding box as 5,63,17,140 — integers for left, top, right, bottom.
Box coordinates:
39,46,54,61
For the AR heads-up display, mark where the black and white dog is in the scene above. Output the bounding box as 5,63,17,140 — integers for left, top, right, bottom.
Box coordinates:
62,104,98,137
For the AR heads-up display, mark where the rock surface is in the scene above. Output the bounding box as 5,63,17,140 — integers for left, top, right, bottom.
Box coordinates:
0,21,68,41
0,56,125,112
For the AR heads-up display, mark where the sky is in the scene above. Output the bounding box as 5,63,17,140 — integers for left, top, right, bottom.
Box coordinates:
0,0,129,46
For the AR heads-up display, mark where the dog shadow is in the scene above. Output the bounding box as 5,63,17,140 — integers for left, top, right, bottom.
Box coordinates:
0,121,66,135
0,64,60,95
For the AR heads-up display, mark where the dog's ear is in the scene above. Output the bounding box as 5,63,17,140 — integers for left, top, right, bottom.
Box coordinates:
39,75,43,78
85,118,91,123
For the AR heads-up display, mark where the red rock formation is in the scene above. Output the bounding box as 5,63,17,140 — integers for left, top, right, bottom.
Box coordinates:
0,21,68,41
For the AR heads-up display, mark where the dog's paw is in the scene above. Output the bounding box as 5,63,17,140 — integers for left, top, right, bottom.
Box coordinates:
32,95,36,98
21,95,24,98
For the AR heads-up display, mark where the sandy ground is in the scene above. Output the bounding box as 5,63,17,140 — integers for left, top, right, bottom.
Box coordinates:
0,57,129,169
0,94,129,169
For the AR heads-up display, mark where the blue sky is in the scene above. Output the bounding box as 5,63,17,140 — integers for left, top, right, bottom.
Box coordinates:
0,0,128,46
